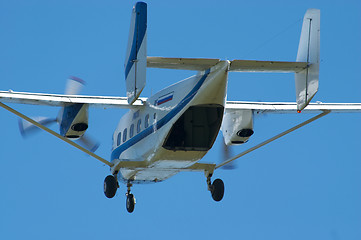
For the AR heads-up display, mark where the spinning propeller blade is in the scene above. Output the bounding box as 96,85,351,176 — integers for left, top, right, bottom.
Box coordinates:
65,76,85,95
220,139,237,170
77,133,100,152
18,76,100,152
18,116,57,137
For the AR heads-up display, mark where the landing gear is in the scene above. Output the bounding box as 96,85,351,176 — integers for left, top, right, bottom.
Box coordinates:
126,182,136,213
103,176,136,213
103,175,118,198
207,174,224,202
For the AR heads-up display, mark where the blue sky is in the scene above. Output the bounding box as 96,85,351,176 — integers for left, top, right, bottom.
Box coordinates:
1,1,360,239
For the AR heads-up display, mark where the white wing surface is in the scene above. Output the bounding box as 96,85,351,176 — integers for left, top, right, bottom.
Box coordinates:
226,101,361,113
0,91,145,108
219,100,360,168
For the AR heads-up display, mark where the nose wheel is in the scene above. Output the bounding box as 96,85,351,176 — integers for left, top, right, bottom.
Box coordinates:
207,174,224,202
126,182,136,213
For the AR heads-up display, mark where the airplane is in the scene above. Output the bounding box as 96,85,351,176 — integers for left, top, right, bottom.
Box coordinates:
1,2,361,213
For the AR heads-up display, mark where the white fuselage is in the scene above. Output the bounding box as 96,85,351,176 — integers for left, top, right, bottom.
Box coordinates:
111,61,229,183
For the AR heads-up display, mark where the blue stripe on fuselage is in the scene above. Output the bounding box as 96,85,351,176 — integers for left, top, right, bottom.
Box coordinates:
111,69,211,161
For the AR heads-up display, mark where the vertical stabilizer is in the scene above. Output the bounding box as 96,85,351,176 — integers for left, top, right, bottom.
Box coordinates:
295,9,320,111
125,2,147,104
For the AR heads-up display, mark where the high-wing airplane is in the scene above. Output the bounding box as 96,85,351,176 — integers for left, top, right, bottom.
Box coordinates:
1,2,360,213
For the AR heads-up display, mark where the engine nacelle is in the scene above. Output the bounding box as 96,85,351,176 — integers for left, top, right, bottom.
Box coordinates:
59,103,89,139
221,109,254,145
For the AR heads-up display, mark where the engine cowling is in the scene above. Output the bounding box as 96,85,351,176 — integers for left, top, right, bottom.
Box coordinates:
221,109,254,145
59,103,89,139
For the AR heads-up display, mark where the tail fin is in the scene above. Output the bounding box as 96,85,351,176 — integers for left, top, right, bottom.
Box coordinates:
295,9,320,111
124,2,147,104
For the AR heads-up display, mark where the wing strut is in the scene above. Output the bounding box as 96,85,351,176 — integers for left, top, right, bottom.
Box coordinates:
215,110,330,169
0,102,113,167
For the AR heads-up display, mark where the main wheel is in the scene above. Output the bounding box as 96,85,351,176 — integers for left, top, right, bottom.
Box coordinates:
104,175,117,198
126,194,135,213
211,178,224,202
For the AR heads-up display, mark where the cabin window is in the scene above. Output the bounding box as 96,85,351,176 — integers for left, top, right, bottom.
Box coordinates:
153,113,157,120
123,128,127,142
130,124,134,138
117,132,121,146
145,114,149,128
137,119,141,133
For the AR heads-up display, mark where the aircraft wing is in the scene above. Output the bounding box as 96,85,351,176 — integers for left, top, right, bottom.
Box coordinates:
0,90,145,108
218,101,361,169
225,101,361,113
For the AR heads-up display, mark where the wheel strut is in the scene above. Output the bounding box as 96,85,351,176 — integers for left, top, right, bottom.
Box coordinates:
126,182,133,195
206,173,225,202
206,174,213,191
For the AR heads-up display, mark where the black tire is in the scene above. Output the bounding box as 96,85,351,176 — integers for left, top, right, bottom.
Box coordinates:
126,194,135,213
211,178,224,202
104,175,117,198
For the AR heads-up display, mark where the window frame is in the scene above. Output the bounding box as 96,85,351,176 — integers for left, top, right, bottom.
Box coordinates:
130,124,134,138
117,132,122,146
145,114,149,128
123,128,127,142
137,119,141,133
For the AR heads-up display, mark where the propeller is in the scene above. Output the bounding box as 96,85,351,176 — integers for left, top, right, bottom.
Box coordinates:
18,116,57,137
77,133,100,152
220,137,237,170
65,76,85,95
18,76,99,152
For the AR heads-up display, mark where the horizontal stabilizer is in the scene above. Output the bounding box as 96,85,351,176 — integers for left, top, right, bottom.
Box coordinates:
229,60,308,73
147,57,220,70
147,57,308,73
